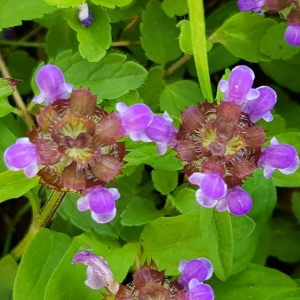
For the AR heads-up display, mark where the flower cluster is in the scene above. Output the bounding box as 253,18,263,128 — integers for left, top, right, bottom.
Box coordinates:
237,0,300,46
174,65,299,215
72,250,214,300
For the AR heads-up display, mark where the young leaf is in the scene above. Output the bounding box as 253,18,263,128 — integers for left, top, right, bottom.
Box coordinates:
160,80,204,117
91,0,132,8
14,229,72,300
140,0,182,66
151,169,178,195
0,255,18,300
43,0,81,8
162,0,188,18
65,5,111,62
177,20,193,55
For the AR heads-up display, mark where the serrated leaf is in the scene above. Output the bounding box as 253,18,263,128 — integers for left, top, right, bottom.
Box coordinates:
91,0,132,8
160,80,204,117
0,255,18,300
162,0,188,17
141,212,206,275
0,0,56,30
151,169,178,195
0,77,14,98
0,170,40,203
49,50,148,99
43,0,81,8
121,197,163,226
14,229,72,300
211,12,277,62
65,5,111,62
140,0,182,66
261,23,299,60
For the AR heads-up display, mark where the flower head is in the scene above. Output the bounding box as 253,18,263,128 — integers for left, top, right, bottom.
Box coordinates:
237,0,266,14
258,137,299,179
32,65,73,105
77,186,120,223
72,250,119,293
78,3,93,27
4,137,39,178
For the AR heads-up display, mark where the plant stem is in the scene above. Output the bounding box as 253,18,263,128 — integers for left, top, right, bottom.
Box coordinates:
0,54,35,130
164,54,192,77
187,0,213,102
111,41,140,47
10,191,66,260
0,40,46,48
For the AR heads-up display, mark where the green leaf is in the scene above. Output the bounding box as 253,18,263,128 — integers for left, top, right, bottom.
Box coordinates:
121,197,163,226
0,77,14,98
0,255,18,300
199,208,233,281
58,192,119,239
259,52,300,93
141,212,206,275
260,114,287,139
162,0,188,17
172,186,201,213
0,98,15,117
14,229,72,300
261,23,299,60
138,66,165,112
211,264,297,299
160,80,204,117
140,0,182,66
151,169,178,195
211,12,277,62
49,50,148,99
65,5,111,62
0,170,40,203
0,0,56,29
177,20,193,55
91,0,132,8
124,141,183,171
292,191,300,225
265,288,300,300
43,0,81,8
46,17,78,58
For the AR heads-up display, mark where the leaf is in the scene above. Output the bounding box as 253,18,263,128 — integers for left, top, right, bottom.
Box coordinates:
0,170,40,203
211,263,297,299
121,197,163,226
0,77,15,98
141,212,206,275
140,0,182,66
0,0,56,30
172,186,201,213
265,288,300,300
160,80,204,117
91,0,132,8
14,229,72,300
0,98,15,117
65,5,111,62
199,208,233,281
0,255,18,300
177,20,193,55
151,169,178,195
43,0,81,8
261,23,299,60
211,12,277,62
162,0,188,17
50,51,148,99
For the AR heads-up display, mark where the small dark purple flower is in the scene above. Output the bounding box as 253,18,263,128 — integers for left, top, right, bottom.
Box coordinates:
116,102,153,141
4,137,39,178
72,250,119,293
242,86,277,123
216,186,252,216
218,65,259,105
187,279,214,300
237,0,266,14
78,3,93,27
32,65,73,105
258,137,299,179
143,112,177,155
189,172,227,208
77,186,120,223
284,24,300,46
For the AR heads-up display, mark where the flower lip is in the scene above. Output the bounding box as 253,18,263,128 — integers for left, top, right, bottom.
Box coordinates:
237,0,266,13
284,24,300,46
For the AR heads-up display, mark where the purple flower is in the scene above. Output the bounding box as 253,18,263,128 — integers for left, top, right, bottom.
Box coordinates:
258,137,299,179
237,0,266,14
72,250,119,293
242,86,277,123
78,3,93,27
4,137,39,178
116,102,153,141
143,112,177,155
216,186,253,216
189,172,227,208
77,186,120,223
32,65,73,105
218,65,259,105
284,24,300,46
187,279,214,300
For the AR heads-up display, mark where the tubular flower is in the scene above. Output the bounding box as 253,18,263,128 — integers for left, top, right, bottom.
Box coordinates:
32,65,73,105
174,65,299,216
237,0,266,14
78,3,93,27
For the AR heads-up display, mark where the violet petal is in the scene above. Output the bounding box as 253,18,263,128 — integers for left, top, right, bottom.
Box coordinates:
91,209,117,224
226,187,252,216
195,189,219,208
237,0,266,13
187,280,214,300
78,3,93,27
87,187,116,215
284,24,300,46
86,265,105,289
200,172,227,201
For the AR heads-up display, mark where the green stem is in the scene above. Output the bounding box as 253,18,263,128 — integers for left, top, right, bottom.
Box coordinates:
187,0,213,102
10,191,66,260
0,40,46,48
